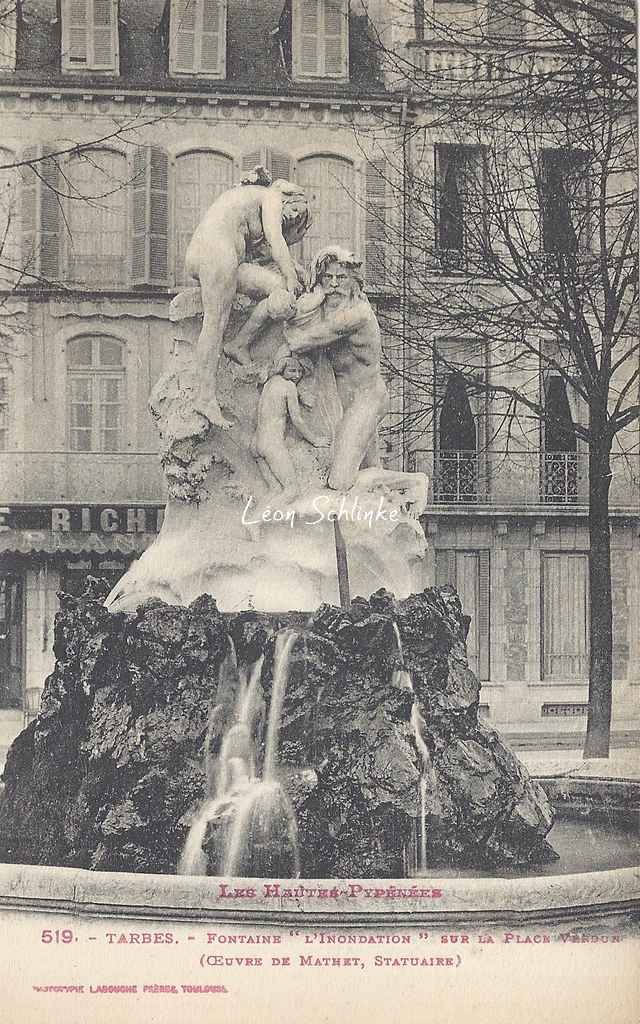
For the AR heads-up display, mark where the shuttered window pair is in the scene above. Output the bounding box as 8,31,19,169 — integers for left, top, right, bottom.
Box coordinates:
292,0,349,80
18,145,391,291
170,0,227,78
61,0,119,74
435,549,491,680
541,552,589,680
20,144,168,289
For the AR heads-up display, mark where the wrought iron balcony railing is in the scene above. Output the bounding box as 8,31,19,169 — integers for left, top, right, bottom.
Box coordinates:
409,449,640,510
543,451,578,504
433,450,480,504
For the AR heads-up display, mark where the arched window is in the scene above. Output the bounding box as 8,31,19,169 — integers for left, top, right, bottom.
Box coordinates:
67,336,125,452
174,150,234,285
296,155,355,263
65,149,127,287
0,148,20,288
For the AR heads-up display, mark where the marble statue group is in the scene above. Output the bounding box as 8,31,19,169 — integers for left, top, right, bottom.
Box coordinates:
186,164,425,509
105,164,428,613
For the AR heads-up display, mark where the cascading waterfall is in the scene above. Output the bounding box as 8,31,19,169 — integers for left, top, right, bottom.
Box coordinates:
224,630,300,877
392,622,430,873
178,632,301,878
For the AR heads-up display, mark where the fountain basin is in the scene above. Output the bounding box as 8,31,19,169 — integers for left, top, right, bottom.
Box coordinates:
0,778,637,927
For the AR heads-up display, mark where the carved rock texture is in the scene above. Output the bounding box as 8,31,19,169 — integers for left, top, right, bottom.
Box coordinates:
0,582,554,876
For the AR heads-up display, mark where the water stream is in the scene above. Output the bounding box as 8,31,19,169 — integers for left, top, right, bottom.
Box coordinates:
392,622,431,872
178,631,301,877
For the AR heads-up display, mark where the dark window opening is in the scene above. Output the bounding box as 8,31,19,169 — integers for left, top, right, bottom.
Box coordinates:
540,149,589,254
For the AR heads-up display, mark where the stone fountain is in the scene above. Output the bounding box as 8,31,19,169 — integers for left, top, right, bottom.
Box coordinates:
0,168,555,877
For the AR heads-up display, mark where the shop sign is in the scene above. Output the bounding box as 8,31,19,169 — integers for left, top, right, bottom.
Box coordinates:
0,505,165,534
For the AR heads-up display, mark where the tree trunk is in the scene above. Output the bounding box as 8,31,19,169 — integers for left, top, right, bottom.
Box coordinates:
583,435,613,758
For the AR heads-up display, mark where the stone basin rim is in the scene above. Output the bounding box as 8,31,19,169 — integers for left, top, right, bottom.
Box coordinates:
0,775,638,925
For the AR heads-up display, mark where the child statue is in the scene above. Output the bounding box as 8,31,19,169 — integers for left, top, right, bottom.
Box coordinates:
251,353,329,503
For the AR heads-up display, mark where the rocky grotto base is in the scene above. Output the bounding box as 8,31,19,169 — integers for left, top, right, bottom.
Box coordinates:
0,579,555,879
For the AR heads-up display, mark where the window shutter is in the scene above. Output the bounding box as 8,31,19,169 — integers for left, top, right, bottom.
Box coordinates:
64,0,90,67
242,151,263,176
242,150,292,183
20,145,62,284
130,147,170,287
365,159,387,290
91,0,118,70
477,550,490,680
269,152,293,184
20,146,39,279
435,549,457,587
295,0,321,78
0,4,17,71
323,1,348,78
200,0,225,75
171,0,226,76
171,0,198,73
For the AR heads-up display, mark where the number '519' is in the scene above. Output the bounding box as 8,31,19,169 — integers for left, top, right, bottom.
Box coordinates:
41,929,74,943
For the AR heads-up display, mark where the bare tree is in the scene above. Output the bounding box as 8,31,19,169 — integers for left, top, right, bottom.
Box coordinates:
360,0,638,756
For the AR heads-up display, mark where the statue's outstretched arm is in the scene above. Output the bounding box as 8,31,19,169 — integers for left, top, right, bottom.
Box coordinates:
286,303,370,353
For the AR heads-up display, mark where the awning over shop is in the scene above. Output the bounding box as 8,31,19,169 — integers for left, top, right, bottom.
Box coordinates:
0,531,153,557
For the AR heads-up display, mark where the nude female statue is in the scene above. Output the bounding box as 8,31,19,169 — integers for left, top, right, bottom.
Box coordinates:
185,167,310,428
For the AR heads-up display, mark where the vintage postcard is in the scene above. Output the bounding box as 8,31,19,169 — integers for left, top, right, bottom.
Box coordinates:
0,1,637,1021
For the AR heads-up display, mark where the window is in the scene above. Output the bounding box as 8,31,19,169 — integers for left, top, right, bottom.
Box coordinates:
540,149,590,253
0,148,20,287
170,0,227,78
0,354,11,449
486,0,528,41
174,150,233,285
65,149,127,287
0,3,17,71
436,373,478,502
292,0,349,80
435,144,485,270
67,336,125,452
21,144,171,290
435,549,490,680
542,552,589,680
61,0,119,74
0,573,23,709
543,376,578,503
296,155,355,264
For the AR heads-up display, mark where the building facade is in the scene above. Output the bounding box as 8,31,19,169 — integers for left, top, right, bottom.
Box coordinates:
0,0,637,762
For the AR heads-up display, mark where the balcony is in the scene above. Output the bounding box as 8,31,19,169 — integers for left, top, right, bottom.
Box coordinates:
0,451,165,505
420,450,639,511
412,43,572,91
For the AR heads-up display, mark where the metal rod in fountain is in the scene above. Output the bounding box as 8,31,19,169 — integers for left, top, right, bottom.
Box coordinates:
333,518,351,610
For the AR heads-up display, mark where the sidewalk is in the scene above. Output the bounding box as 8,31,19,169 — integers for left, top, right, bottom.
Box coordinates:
520,748,640,781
